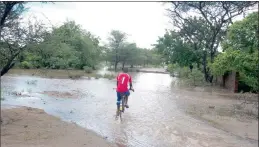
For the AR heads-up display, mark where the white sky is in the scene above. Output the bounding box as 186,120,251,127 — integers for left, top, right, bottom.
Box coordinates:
24,2,172,49
23,2,257,49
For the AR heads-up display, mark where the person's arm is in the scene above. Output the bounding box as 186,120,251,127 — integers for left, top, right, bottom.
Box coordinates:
129,76,133,91
116,75,119,87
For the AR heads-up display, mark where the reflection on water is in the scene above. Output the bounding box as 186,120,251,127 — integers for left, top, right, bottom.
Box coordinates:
1,72,257,147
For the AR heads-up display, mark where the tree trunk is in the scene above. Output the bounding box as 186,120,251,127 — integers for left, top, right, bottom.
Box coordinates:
1,62,15,76
189,64,193,72
114,49,118,71
122,61,125,69
114,62,118,72
1,51,20,76
202,51,209,82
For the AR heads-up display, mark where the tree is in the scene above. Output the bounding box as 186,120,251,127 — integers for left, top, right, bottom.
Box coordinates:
155,30,199,68
211,12,258,91
0,2,26,33
0,2,46,76
179,16,213,81
119,42,137,68
107,30,127,71
166,1,257,82
20,20,101,70
222,12,258,53
211,49,258,91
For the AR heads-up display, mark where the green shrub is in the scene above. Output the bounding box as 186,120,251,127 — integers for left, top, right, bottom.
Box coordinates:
167,63,179,73
178,67,190,78
187,68,205,86
20,61,32,69
83,66,93,73
169,65,205,86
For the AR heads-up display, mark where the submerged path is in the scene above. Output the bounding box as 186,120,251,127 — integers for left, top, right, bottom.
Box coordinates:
1,72,258,147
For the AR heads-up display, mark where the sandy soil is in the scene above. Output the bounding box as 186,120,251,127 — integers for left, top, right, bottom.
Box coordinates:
1,106,115,147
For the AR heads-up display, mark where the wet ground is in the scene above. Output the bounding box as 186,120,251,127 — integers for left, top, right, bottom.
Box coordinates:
1,70,258,147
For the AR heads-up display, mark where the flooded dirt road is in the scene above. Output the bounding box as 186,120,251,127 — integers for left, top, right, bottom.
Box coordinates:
1,71,258,147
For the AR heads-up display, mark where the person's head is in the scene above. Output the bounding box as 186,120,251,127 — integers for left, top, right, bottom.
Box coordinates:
122,67,128,73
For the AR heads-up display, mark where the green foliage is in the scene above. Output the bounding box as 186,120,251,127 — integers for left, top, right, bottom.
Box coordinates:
83,66,93,73
211,49,258,91
187,68,205,86
20,61,32,69
167,63,180,74
0,2,48,76
223,12,258,53
155,30,200,67
177,67,190,78
21,20,101,70
211,12,259,91
168,64,205,86
157,2,256,83
104,30,163,69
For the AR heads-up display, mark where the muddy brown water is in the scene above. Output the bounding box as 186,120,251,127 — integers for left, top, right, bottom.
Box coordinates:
1,70,258,147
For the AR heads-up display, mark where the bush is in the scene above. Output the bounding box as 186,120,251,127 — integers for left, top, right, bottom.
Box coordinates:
103,73,116,80
167,63,183,77
20,61,32,69
167,63,178,73
168,64,205,86
83,66,93,73
178,67,190,78
187,68,205,86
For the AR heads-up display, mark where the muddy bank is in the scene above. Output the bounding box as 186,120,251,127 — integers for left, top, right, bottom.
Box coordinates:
1,106,115,147
6,68,97,79
173,88,258,141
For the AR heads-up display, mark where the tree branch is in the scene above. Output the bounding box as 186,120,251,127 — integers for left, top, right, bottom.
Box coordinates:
198,2,213,29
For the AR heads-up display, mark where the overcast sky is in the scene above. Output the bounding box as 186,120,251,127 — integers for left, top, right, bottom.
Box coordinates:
24,2,171,49
23,2,257,49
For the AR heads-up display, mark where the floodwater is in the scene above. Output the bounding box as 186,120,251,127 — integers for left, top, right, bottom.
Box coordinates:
1,70,257,147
